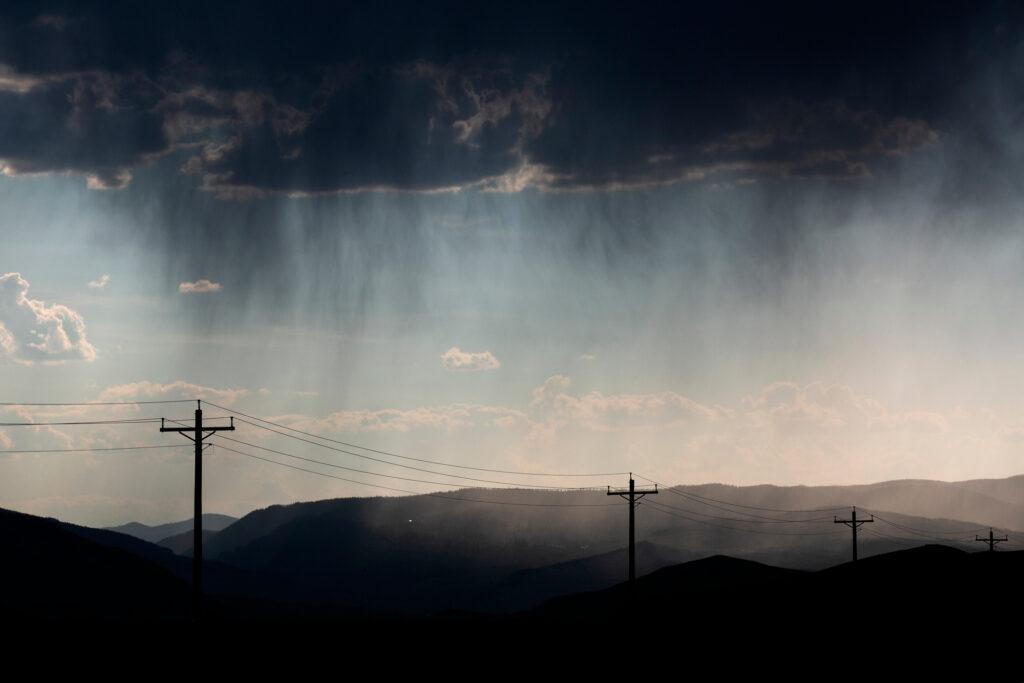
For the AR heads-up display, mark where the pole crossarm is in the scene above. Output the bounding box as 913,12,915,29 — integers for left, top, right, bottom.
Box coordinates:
975,528,1008,552
160,416,235,438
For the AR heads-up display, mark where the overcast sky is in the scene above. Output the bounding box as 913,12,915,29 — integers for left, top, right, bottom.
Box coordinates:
2,1,1024,525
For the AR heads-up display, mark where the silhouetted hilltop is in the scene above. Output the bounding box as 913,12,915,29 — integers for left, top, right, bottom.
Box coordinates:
0,508,191,621
105,513,237,543
475,541,692,612
528,544,1024,647
534,554,804,620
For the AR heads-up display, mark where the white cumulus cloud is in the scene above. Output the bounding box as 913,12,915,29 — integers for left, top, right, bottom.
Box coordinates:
441,346,500,371
87,274,110,289
178,278,222,294
0,272,97,363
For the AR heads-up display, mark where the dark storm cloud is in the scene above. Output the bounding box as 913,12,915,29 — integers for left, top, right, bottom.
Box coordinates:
0,1,1018,195
0,69,166,188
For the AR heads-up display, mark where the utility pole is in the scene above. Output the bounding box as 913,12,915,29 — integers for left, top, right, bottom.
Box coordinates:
160,401,234,620
834,506,873,562
607,474,658,582
975,528,1007,552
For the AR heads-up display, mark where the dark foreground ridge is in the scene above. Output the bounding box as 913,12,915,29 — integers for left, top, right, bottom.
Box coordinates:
3,505,1022,677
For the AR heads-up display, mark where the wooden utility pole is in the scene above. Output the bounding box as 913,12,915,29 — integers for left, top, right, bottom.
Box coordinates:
160,402,234,620
975,528,1007,552
834,506,873,562
608,474,658,582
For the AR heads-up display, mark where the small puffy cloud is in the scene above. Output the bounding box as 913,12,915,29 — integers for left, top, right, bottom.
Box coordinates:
579,354,597,361
178,278,222,294
441,346,500,372
0,272,97,363
87,274,110,289
96,380,248,406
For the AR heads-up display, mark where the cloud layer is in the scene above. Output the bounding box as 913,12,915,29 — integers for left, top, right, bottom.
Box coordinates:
0,2,999,196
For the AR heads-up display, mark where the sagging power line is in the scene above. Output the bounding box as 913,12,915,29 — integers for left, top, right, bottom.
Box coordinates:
203,400,627,478
214,441,625,507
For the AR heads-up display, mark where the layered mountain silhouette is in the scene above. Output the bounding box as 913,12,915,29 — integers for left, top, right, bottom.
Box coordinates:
4,501,1020,674
6,473,1023,629
106,513,237,544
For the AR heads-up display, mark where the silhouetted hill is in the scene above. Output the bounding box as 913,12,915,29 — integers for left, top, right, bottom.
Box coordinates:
0,508,191,621
534,554,804,620
527,545,1024,651
505,546,1024,676
105,513,237,543
474,541,692,612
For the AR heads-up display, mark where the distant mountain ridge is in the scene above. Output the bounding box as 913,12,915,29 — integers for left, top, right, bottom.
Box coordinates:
33,472,1020,615
105,513,237,543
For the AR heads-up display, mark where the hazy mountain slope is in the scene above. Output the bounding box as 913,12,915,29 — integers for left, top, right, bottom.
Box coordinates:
206,491,627,568
157,529,219,555
680,479,1024,530
105,513,237,543
955,474,1024,508
198,480,1023,613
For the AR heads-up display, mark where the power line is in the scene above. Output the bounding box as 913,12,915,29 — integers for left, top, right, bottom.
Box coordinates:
652,482,849,514
216,442,626,508
0,444,191,454
0,418,166,426
664,488,837,523
861,526,922,547
202,400,627,478
213,433,602,491
653,496,834,524
869,513,982,542
224,417,612,489
0,400,195,406
644,498,846,536
858,510,989,536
